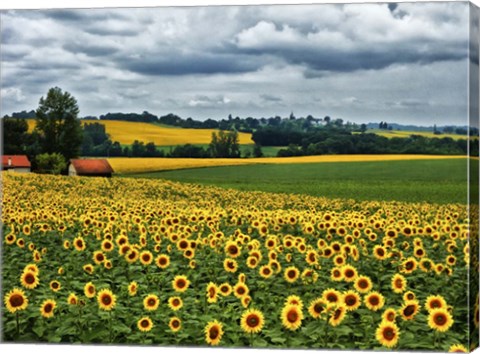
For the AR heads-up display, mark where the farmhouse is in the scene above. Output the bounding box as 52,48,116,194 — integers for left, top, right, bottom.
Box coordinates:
69,159,114,177
2,155,31,173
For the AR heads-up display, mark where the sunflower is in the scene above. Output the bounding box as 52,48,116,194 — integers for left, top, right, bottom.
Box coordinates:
128,281,138,296
139,250,153,266
83,264,94,275
67,293,78,305
206,282,219,303
354,275,373,294
4,288,28,313
50,280,61,292
425,295,447,312
241,295,252,308
364,291,385,311
93,250,106,265
240,308,265,334
223,258,238,273
449,344,468,352
205,320,224,346
323,288,343,305
20,270,39,290
403,291,416,302
284,266,300,283
329,305,347,327
259,265,274,279
233,282,249,299
391,274,407,293
342,264,358,282
373,245,388,260
23,264,39,275
375,321,400,348
97,288,116,311
428,308,454,332
40,299,56,318
84,282,96,298
399,300,421,320
284,295,304,309
172,275,190,293
73,236,86,251
137,316,153,332
343,290,361,311
308,298,328,319
125,249,139,264
155,254,170,269
144,294,160,311
401,257,417,274
169,317,182,332
225,241,241,258
328,266,343,283
101,239,114,253
281,304,303,330
218,283,232,297
168,296,183,311
382,308,397,322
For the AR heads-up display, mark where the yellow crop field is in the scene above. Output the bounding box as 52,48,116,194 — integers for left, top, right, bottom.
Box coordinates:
367,129,467,140
26,119,253,145
109,154,465,174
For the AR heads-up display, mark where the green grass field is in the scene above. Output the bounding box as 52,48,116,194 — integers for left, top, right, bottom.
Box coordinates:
121,158,472,204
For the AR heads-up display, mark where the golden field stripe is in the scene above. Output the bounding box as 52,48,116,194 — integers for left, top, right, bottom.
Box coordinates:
108,154,466,174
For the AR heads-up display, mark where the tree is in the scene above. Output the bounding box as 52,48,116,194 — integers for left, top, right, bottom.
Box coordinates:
35,153,67,174
253,143,264,158
34,87,83,162
209,130,240,158
2,118,29,154
360,123,367,133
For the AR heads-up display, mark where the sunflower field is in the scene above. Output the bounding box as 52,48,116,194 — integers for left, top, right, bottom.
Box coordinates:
1,172,477,351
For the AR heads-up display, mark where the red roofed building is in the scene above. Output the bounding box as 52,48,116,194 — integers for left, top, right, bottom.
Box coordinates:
2,155,31,173
68,159,114,177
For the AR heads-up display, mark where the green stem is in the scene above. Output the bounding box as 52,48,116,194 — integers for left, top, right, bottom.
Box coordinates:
16,312,20,339
109,311,113,343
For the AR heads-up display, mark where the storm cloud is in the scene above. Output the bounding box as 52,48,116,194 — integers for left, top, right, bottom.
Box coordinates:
0,2,471,125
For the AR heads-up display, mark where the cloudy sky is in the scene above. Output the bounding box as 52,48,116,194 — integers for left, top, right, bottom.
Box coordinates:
0,2,471,125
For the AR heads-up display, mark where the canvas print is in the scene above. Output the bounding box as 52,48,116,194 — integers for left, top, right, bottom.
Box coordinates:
1,1,479,352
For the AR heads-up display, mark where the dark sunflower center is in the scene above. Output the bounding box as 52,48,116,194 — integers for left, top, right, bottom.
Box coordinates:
142,255,150,262
237,287,246,295
44,303,53,313
172,320,180,328
327,294,338,302
159,258,167,265
405,262,414,270
88,286,94,294
209,288,216,297
247,315,259,327
346,296,356,306
148,299,156,306
377,249,385,256
395,279,403,288
383,328,395,340
25,274,35,284
403,305,415,316
102,295,112,305
177,280,186,288
359,280,368,288
435,314,447,325
314,303,324,313
287,309,298,322
333,309,342,320
52,282,59,289
345,270,354,278
431,300,441,308
369,296,380,306
209,327,219,339
10,294,24,307
173,299,180,306
387,313,395,321
263,268,271,275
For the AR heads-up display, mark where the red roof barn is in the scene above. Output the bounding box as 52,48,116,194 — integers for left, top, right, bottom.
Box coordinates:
2,155,31,173
68,159,114,177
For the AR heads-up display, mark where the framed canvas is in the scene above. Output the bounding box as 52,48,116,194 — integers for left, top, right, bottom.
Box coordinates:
1,0,479,353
